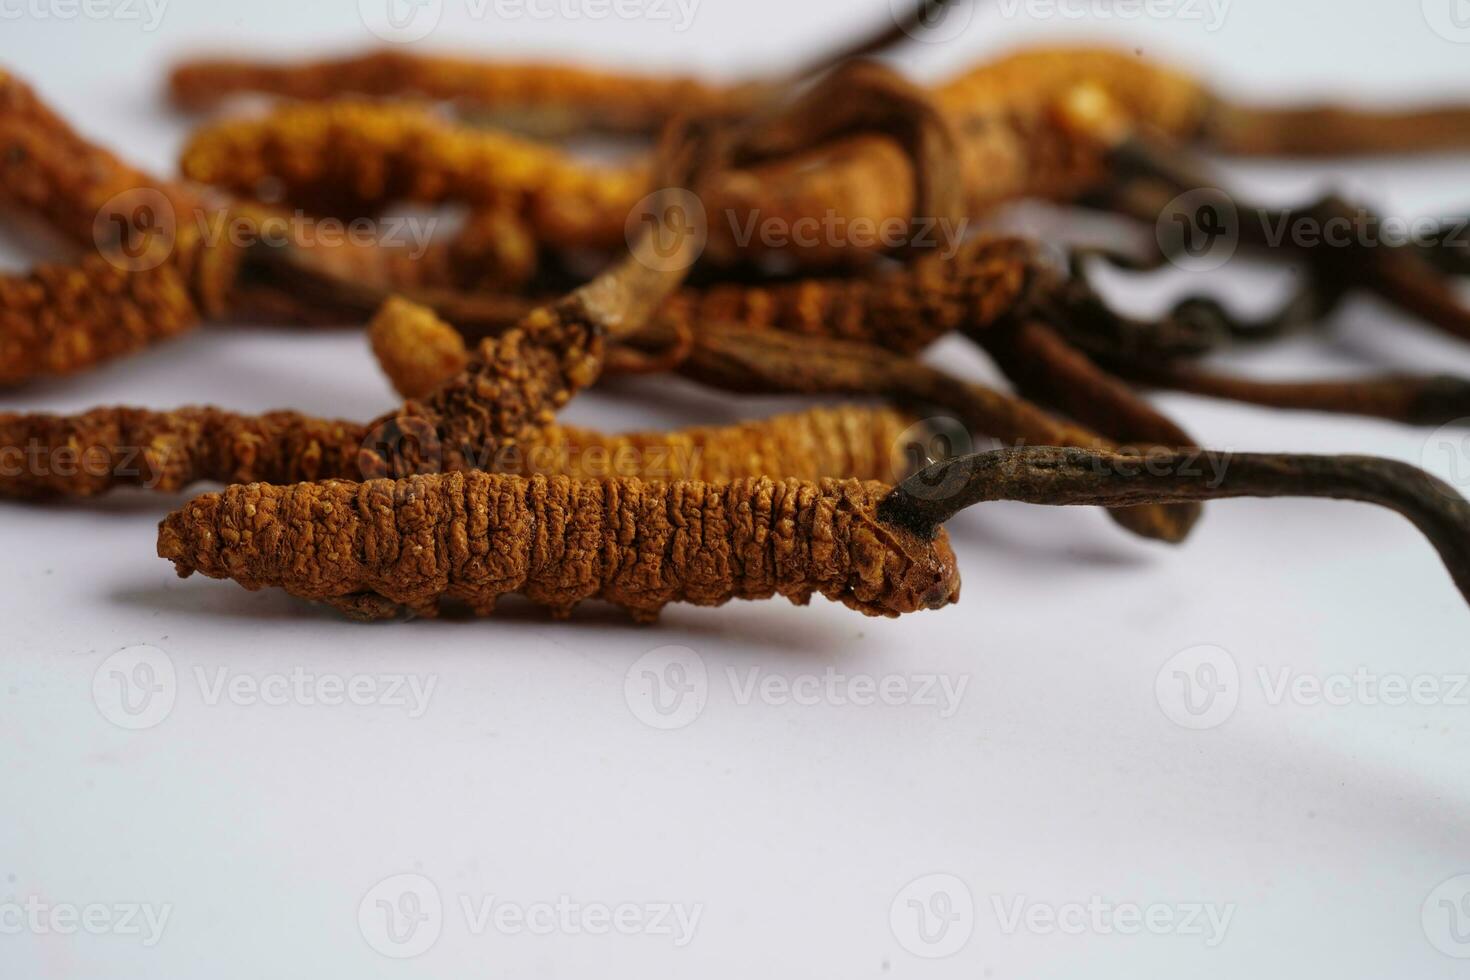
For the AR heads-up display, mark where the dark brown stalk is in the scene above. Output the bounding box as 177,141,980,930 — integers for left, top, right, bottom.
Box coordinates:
879,446,1470,605
677,321,1196,543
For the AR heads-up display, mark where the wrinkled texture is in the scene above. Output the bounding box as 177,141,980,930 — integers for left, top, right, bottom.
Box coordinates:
0,402,919,499
158,471,961,621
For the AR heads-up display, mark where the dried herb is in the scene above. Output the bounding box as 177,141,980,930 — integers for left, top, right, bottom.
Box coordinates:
157,470,961,621
0,401,920,498
155,444,1470,622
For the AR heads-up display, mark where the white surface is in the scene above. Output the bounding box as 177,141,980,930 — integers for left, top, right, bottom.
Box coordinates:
4,2,1470,977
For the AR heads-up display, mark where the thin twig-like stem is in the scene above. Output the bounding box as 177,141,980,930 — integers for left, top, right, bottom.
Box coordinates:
879,447,1470,604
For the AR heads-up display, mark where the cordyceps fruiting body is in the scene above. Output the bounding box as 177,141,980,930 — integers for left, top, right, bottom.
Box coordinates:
157,471,961,621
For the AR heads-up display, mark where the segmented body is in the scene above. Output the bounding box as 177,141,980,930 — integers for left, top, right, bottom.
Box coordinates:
0,402,918,499
172,48,1209,265
168,51,727,137
158,471,959,621
177,99,647,250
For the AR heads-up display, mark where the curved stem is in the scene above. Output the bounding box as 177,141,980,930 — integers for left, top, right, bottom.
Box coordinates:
879,447,1470,605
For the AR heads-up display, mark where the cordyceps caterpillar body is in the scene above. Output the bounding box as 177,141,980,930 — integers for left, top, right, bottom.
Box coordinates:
157,447,1470,622
157,471,961,621
0,402,919,499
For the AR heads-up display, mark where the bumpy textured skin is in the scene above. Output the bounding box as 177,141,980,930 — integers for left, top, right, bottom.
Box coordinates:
173,48,1208,266
0,405,367,497
0,70,208,246
359,301,605,479
0,400,918,499
157,471,961,621
177,100,647,250
169,51,728,137
0,255,201,386
664,236,1036,354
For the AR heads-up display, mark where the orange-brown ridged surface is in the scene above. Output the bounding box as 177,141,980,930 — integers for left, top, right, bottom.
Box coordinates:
664,236,1037,354
171,48,1211,266
0,399,920,499
0,405,366,498
157,470,961,621
0,254,201,386
177,99,647,250
0,70,208,246
168,50,730,136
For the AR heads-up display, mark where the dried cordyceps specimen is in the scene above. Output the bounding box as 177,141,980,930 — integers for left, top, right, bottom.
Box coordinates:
156,445,1470,622
176,56,963,269
0,69,206,247
370,296,1199,544
157,470,961,621
172,44,1470,269
0,71,545,386
0,401,918,498
164,0,952,137
168,51,730,139
176,98,649,251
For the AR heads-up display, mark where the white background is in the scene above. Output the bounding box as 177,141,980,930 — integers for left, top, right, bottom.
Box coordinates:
4,0,1470,976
